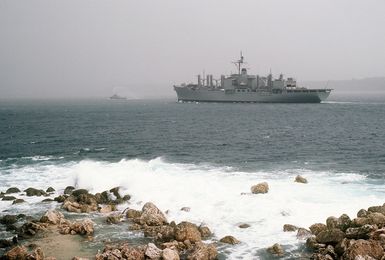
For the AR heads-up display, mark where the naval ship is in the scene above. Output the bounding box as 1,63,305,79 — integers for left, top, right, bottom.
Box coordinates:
174,54,332,103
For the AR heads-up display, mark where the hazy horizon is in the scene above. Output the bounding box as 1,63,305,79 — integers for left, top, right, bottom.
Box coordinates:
1,0,385,99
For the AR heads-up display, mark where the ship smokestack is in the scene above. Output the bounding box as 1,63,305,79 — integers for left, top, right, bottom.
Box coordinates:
206,75,210,87
221,75,225,88
209,75,213,87
198,75,201,87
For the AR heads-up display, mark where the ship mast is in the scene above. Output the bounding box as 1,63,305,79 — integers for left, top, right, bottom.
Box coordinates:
232,51,244,75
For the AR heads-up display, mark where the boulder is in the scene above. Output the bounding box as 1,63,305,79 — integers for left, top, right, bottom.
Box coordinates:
99,204,116,214
70,219,95,235
198,225,212,239
143,225,176,242
175,222,201,243
2,196,17,201
12,199,25,204
309,223,327,236
352,217,370,227
267,243,284,256
250,182,269,194
46,187,55,192
145,243,162,259
357,209,368,218
24,187,46,196
367,212,385,226
310,253,334,260
126,209,142,219
296,228,313,240
181,207,191,212
337,214,352,231
5,187,21,194
343,239,384,260
368,205,385,215
162,248,180,260
283,224,298,232
41,198,54,202
4,246,28,259
40,210,64,225
295,175,308,184
139,202,168,226
64,186,75,195
186,242,217,260
306,237,326,250
326,216,338,229
345,224,377,239
318,245,337,259
219,235,240,245
0,215,18,225
54,195,68,203
106,214,122,224
109,187,122,199
316,228,345,245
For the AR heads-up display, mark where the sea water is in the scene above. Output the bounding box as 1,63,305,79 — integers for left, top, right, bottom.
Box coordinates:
0,98,385,259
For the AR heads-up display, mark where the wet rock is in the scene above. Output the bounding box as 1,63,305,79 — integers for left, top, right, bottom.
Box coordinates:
316,228,345,245
334,238,353,256
250,182,269,194
162,248,180,260
126,209,142,219
267,243,284,257
122,194,131,201
64,186,75,195
343,239,384,260
72,189,89,197
239,223,251,229
175,222,201,243
12,199,25,205
99,204,116,213
46,187,55,193
2,196,17,201
17,221,48,239
186,242,217,260
3,245,28,259
41,198,54,202
106,214,122,224
345,224,377,239
5,187,21,194
295,175,308,184
181,207,190,212
139,202,168,226
309,223,327,236
219,235,240,245
306,237,326,250
357,209,368,218
24,187,47,196
72,257,89,260
283,224,298,232
70,219,94,235
326,216,338,229
145,243,162,259
40,210,64,225
109,187,122,199
0,238,14,248
0,215,18,225
198,225,212,238
296,228,313,240
54,194,68,203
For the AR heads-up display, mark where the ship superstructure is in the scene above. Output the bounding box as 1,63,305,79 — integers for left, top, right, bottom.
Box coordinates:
174,53,331,103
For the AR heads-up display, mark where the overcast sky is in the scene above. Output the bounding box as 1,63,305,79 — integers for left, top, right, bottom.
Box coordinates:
1,0,385,99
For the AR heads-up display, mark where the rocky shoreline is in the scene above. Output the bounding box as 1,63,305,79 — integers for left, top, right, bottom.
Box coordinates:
1,175,385,259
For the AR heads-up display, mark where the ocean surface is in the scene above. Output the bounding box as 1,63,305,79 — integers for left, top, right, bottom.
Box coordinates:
1,96,385,259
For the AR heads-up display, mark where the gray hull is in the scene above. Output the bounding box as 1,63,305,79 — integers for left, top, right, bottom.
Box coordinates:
174,87,331,103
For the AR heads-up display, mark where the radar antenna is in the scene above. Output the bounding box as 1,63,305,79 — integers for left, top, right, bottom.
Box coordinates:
232,51,246,75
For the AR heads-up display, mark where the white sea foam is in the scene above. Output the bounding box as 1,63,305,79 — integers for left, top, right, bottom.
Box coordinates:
1,157,384,259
